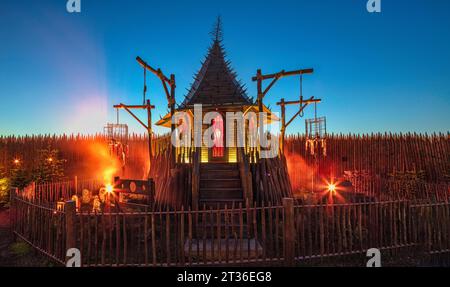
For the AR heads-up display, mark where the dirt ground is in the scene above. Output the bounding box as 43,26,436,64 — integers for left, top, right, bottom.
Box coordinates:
0,208,51,267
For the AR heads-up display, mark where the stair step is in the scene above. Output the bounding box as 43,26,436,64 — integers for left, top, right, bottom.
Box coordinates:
199,198,244,202
200,179,241,189
199,199,245,210
200,169,240,179
199,188,243,200
200,163,238,171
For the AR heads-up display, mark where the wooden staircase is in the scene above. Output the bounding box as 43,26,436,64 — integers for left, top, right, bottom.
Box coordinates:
199,163,244,209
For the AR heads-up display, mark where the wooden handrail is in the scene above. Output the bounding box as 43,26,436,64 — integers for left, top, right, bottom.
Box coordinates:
191,147,201,210
238,147,253,205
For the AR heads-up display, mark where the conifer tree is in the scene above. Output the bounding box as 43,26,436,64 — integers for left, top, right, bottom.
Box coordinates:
32,146,65,183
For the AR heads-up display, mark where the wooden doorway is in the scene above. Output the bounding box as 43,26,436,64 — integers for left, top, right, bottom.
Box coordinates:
209,113,226,162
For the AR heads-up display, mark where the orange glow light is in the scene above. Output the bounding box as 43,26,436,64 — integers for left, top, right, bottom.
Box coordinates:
318,178,345,204
327,183,336,194
105,184,114,194
47,157,53,162
13,159,20,164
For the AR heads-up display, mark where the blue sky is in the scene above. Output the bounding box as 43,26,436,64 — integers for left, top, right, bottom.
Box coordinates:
0,0,449,135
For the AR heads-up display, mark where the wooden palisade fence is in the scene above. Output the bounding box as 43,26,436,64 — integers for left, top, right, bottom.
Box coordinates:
284,132,449,183
2,132,448,181
10,186,450,267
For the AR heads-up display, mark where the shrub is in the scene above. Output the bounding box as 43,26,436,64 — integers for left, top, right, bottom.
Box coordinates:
10,242,31,256
0,166,9,206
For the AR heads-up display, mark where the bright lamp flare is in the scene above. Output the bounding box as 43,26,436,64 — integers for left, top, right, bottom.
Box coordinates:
105,184,114,194
327,183,336,194
318,178,345,204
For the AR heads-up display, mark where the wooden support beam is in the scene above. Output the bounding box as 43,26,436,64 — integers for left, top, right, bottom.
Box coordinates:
276,98,321,106
160,78,172,105
253,67,316,156
285,103,308,128
136,56,170,84
262,75,282,98
114,104,155,109
277,96,322,129
256,69,264,153
135,56,177,171
280,98,286,153
252,68,314,81
114,101,155,175
169,74,176,168
114,103,155,130
146,99,153,174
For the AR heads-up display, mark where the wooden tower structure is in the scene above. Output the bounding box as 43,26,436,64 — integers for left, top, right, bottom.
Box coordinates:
156,18,283,209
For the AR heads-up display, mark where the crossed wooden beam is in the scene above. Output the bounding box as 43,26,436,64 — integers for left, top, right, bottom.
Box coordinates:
252,68,321,153
114,57,177,174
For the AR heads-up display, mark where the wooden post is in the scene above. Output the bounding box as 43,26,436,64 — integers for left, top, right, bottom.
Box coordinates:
65,200,77,256
170,74,176,168
257,69,263,156
192,148,199,210
74,176,78,195
147,99,153,174
283,197,295,266
280,98,286,154
10,188,18,238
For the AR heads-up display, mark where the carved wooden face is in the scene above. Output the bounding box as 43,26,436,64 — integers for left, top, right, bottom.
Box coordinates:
82,189,91,204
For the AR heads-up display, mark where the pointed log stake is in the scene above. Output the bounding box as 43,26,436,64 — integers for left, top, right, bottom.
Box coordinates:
283,198,295,266
64,200,76,261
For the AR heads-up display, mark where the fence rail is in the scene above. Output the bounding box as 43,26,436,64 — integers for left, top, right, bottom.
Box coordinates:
11,195,67,264
10,189,450,266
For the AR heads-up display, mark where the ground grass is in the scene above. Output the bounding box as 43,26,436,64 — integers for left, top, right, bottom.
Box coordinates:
0,207,52,267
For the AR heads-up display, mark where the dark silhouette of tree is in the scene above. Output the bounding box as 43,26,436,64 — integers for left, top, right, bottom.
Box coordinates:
10,165,30,189
32,146,65,184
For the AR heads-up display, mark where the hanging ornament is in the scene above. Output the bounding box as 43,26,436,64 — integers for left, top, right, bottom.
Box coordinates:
321,139,327,157
299,74,304,117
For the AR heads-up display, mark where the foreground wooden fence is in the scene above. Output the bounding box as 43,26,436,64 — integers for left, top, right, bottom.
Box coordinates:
10,195,67,265
11,190,450,266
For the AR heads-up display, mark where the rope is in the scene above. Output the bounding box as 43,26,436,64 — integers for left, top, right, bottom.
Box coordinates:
299,74,304,117
143,67,147,105
314,102,317,120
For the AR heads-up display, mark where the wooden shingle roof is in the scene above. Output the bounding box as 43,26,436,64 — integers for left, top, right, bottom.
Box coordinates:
180,35,252,108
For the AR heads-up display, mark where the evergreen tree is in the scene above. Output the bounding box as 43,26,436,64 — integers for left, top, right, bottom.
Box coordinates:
10,164,30,189
32,146,65,183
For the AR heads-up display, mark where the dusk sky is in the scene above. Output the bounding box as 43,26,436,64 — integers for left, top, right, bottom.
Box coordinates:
0,0,449,136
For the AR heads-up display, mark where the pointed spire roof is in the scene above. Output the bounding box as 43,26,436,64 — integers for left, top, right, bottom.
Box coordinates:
180,17,252,108
211,15,223,42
